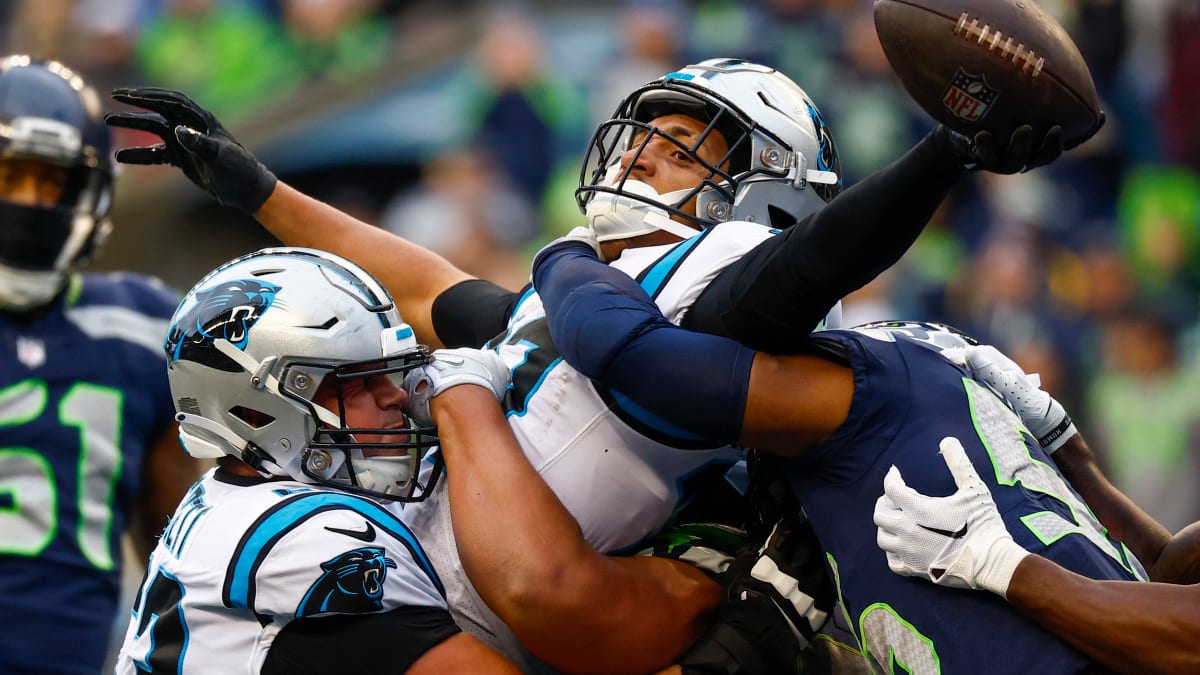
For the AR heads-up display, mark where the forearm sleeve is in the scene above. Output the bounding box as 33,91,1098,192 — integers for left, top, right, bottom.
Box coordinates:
685,127,965,352
533,243,755,444
431,279,524,347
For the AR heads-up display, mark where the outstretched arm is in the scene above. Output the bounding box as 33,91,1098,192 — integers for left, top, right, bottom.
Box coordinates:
106,87,477,348
429,382,719,675
252,182,474,347
875,436,1200,675
685,124,1068,353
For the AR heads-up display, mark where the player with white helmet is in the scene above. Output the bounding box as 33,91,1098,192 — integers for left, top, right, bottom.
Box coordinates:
117,247,730,674
162,247,443,502
581,58,842,240
107,57,1074,672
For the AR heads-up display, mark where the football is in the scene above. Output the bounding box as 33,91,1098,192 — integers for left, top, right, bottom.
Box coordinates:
874,0,1102,148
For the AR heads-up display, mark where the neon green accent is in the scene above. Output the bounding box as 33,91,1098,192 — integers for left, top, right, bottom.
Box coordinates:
813,632,864,657
64,273,83,306
0,379,48,426
0,449,57,555
61,384,124,571
825,553,861,647
859,603,941,674
963,377,1143,578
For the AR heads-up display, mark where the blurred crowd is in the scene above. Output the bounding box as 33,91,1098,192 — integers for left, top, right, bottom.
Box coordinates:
3,0,1200,531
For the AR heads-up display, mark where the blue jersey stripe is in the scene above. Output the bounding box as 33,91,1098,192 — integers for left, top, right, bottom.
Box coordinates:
637,233,704,298
223,492,442,610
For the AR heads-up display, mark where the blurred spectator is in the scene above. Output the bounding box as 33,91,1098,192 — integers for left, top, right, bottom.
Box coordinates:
3,0,73,57
821,3,925,181
133,0,302,121
454,7,586,205
1116,164,1200,329
588,1,683,127
379,146,537,289
1086,306,1200,533
1160,0,1200,169
279,0,391,85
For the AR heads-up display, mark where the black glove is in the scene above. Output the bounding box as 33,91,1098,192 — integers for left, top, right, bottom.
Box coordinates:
935,122,1074,174
678,512,836,675
105,87,277,214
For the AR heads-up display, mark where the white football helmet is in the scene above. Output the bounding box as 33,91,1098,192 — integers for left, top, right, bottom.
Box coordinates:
164,247,441,502
0,56,114,310
578,58,842,242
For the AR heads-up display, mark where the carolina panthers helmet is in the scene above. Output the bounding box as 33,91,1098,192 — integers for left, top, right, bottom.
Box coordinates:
164,247,441,502
0,55,114,310
578,58,841,242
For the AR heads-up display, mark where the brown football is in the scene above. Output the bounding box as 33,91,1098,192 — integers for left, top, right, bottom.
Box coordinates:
874,0,1102,148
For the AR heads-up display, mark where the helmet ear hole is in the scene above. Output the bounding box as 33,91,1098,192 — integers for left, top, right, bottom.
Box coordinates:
229,406,275,429
767,204,798,230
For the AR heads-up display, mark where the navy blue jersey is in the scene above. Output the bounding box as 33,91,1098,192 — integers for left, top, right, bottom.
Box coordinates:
0,273,178,674
791,328,1143,674
533,242,1144,674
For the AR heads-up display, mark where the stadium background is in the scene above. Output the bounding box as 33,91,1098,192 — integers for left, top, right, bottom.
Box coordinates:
3,0,1197,584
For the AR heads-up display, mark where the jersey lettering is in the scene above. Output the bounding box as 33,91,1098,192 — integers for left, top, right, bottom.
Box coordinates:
489,319,560,418
127,568,188,673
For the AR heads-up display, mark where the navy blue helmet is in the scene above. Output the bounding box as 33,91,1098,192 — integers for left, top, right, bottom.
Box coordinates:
0,56,114,310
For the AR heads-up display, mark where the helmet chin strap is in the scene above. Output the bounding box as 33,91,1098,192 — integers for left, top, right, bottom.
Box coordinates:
586,179,703,242
351,453,416,495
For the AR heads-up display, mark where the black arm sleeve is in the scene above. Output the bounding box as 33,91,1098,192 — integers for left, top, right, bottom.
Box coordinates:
684,127,965,353
430,278,526,347
262,605,461,674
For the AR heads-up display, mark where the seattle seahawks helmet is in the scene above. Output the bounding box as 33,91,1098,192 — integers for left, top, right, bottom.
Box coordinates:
165,247,441,502
0,56,114,310
578,58,841,242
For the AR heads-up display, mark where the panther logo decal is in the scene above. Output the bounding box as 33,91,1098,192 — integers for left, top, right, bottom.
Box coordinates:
165,279,279,369
297,547,398,617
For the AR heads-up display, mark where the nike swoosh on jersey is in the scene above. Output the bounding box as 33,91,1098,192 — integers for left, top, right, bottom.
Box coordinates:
324,522,377,542
917,522,968,539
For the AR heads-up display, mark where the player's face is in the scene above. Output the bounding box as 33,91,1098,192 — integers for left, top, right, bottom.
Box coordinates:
620,113,730,218
0,158,68,207
314,369,410,452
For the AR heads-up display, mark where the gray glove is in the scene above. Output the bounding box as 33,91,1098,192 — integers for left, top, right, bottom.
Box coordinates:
965,344,1077,453
106,87,277,214
402,348,510,427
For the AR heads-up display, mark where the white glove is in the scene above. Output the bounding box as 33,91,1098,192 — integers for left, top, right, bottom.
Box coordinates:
402,348,510,427
874,436,1030,597
965,344,1077,453
532,225,605,266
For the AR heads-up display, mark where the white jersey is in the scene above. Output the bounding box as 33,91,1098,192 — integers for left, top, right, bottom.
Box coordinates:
115,470,447,674
405,221,843,666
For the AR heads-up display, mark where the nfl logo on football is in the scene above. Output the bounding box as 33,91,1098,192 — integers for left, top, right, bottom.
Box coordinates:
942,69,998,122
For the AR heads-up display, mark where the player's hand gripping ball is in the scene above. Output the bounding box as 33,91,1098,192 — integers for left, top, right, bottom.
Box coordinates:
874,0,1104,150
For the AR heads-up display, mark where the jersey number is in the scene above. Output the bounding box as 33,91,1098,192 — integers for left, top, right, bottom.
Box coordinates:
489,318,561,417
127,567,188,673
852,378,1139,674
0,379,123,570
